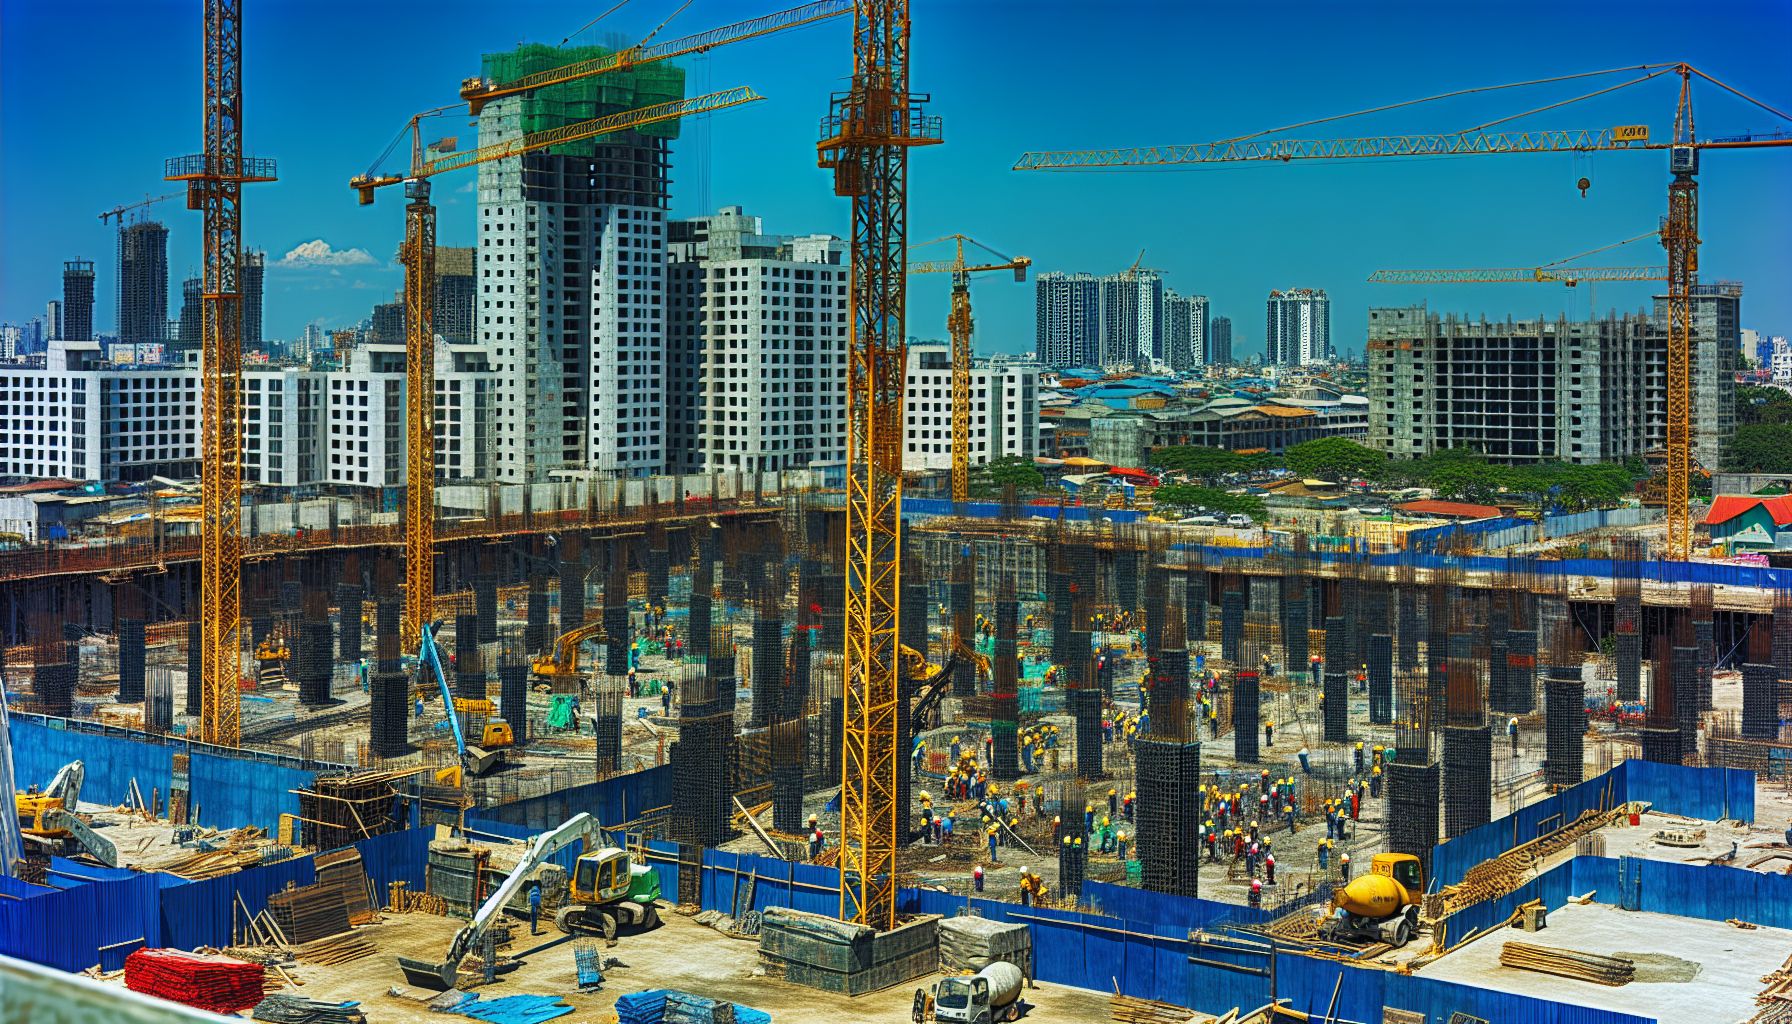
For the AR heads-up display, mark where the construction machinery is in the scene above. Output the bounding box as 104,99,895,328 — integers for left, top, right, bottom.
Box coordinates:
417,623,506,777
1318,852,1424,947
905,237,1031,507
165,0,278,748
458,1,852,116
398,812,661,988
1015,62,1792,560
15,762,118,867
97,192,183,226
352,92,762,654
820,0,943,930
913,961,1026,1024
531,620,613,683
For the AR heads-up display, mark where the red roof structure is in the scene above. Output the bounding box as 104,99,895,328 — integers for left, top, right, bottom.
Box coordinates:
1396,500,1502,520
1703,495,1792,526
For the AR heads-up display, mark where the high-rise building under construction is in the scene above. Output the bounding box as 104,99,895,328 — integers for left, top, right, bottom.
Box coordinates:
474,41,685,481
62,260,95,342
116,221,169,347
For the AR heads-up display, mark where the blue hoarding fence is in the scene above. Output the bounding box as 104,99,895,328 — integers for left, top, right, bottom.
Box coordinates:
699,849,843,919
467,764,672,833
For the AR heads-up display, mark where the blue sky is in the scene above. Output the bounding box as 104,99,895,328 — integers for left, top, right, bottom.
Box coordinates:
3,0,1789,359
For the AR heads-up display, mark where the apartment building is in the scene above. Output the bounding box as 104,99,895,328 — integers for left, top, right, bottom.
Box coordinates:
901,344,1040,472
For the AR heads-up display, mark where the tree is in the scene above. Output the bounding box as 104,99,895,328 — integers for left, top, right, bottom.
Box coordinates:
1726,424,1792,473
1737,385,1792,427
1284,438,1384,482
1148,484,1268,522
968,454,1043,498
1148,445,1246,485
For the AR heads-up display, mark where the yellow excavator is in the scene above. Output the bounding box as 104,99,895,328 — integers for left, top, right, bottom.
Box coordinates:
531,620,613,683
15,761,118,866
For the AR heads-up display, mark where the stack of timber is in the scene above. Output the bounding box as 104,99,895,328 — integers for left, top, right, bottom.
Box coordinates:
1111,991,1196,1022
251,993,369,1024
296,767,415,851
137,826,288,879
1499,941,1635,986
125,948,264,1013
387,881,449,916
267,883,353,946
314,848,378,926
1440,806,1623,915
1757,952,1792,1007
293,932,377,967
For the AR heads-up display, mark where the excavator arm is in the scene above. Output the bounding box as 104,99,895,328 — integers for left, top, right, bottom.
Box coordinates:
43,761,86,810
400,812,608,988
533,620,612,678
909,651,961,729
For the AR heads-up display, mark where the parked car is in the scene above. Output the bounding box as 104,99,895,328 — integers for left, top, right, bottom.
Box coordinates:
1226,513,1254,527
1181,515,1224,526
1355,506,1390,516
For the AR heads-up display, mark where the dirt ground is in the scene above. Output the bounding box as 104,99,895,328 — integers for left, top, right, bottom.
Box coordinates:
229,908,1117,1024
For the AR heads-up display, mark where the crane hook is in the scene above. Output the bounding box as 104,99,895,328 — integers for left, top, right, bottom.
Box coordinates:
1577,176,1591,198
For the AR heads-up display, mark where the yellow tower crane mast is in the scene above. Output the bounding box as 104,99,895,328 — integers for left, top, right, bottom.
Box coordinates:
906,236,1030,508
164,0,278,747
818,0,941,931
351,88,762,650
1014,62,1791,560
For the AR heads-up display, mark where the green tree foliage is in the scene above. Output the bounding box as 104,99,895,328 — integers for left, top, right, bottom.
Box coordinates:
1148,445,1247,484
1148,484,1268,522
1727,424,1792,474
1284,438,1385,482
1737,385,1792,427
1382,447,1630,512
967,455,1045,498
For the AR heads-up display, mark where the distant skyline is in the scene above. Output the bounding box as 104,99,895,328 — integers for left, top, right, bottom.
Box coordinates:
3,0,1789,361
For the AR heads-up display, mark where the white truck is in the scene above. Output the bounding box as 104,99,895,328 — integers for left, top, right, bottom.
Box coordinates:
913,961,1026,1024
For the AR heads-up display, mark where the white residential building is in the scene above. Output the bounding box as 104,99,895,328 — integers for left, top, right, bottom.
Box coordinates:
1266,287,1331,366
902,344,1040,472
1771,338,1792,384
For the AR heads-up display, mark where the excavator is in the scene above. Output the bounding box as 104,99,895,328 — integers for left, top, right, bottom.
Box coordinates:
15,761,119,867
418,623,509,784
531,620,613,685
397,811,662,988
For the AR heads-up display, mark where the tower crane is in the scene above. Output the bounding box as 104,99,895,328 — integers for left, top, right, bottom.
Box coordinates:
1368,266,1665,285
905,236,1030,507
98,192,184,226
164,0,278,748
819,0,941,932
351,88,762,651
1014,62,1792,560
459,0,851,116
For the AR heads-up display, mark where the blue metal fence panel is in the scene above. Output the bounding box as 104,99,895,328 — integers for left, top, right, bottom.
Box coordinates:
157,854,316,952
1623,760,1755,822
189,752,313,834
0,873,162,973
470,765,672,832
1022,906,1091,992
1389,973,1656,1024
11,719,172,808
347,829,431,900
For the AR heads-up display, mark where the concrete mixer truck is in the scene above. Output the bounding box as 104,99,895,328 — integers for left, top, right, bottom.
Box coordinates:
1318,852,1424,947
913,961,1027,1024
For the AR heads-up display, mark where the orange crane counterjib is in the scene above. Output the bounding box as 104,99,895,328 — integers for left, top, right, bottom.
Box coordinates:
906,259,1033,279
1368,266,1668,285
351,88,763,198
460,0,850,115
1013,130,1792,170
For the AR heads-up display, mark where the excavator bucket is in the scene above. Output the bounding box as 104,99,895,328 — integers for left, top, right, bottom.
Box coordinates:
396,955,457,990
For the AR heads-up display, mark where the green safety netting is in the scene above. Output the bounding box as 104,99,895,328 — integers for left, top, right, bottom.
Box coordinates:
481,43,686,154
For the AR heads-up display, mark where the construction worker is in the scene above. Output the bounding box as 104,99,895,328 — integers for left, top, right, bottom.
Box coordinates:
1265,852,1276,885
1349,787,1360,822
951,735,962,763
1298,745,1311,774
1205,823,1218,862
1370,765,1383,799
810,826,825,861
1108,788,1118,817
415,695,426,719
1124,791,1135,823
528,883,542,935
920,791,933,819
1508,716,1520,757
1317,837,1330,871
1249,819,1261,844
1117,830,1129,862
1085,802,1096,831
941,814,954,843
1248,878,1263,909
1339,852,1351,882
1309,653,1321,685
973,865,984,893
1264,719,1274,746
1354,742,1365,773
1372,744,1385,769
1052,815,1062,843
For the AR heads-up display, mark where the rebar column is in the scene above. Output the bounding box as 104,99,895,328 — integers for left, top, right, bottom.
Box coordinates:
336,582,363,663
1143,563,1167,660
474,570,498,645
1694,619,1715,714
1137,637,1199,898
1367,633,1393,724
455,613,486,701
1397,588,1419,672
1542,664,1584,788
369,587,407,757
1386,760,1439,880
1442,726,1492,838
118,618,146,703
1641,640,1680,765
1220,586,1244,663
1186,565,1208,646
1487,602,1510,714
559,555,586,639
33,663,73,719
1233,669,1260,762
1284,578,1308,674
1673,645,1699,764
1743,663,1778,740
186,618,203,716
750,601,782,730
647,526,670,610
1069,627,1102,779
297,593,333,706
498,659,527,746
991,593,1021,782
1049,564,1072,666
604,563,629,677
1115,548,1140,615
525,576,551,658
1500,629,1537,715
951,548,976,698
1323,616,1348,742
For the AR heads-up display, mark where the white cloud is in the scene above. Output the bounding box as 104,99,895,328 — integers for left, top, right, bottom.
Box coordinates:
276,239,377,267
455,180,475,193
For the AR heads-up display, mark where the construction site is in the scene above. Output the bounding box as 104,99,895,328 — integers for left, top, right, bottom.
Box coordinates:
4,3,1792,1024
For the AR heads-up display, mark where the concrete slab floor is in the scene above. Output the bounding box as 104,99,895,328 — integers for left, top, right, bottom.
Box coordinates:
1413,900,1785,1024
166,909,1118,1024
